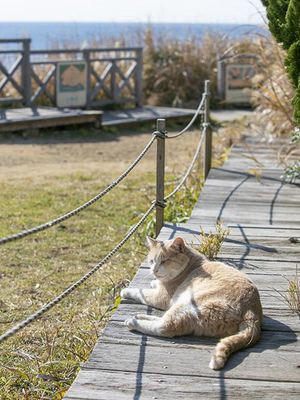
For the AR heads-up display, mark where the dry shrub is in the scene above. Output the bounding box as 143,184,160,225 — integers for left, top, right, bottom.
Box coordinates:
143,28,229,107
250,36,296,138
275,266,300,315
198,224,230,260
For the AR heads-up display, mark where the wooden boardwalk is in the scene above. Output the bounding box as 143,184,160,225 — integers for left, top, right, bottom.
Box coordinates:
0,106,195,132
0,105,252,132
0,107,103,132
65,138,300,399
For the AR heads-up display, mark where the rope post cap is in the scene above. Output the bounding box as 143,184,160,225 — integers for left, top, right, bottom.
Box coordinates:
156,118,167,134
204,80,211,96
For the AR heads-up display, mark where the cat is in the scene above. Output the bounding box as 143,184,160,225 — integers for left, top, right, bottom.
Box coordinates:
121,236,262,370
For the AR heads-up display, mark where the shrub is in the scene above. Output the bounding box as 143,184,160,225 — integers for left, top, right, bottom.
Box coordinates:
198,224,230,260
250,36,295,137
261,0,300,180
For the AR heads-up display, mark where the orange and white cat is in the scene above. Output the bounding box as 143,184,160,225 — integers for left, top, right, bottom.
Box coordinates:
121,236,262,370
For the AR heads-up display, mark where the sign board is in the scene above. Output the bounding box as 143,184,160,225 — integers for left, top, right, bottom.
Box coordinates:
225,64,255,104
56,61,87,108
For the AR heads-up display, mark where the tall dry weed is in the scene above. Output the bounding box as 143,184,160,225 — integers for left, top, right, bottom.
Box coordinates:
143,28,230,107
250,36,296,138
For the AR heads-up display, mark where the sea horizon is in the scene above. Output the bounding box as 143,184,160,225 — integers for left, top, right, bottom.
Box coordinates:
0,21,266,49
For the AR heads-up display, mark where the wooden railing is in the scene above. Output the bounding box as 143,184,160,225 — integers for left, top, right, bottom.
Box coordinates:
0,39,143,108
0,39,31,106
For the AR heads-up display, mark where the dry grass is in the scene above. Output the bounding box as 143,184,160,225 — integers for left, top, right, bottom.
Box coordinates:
198,224,230,260
278,267,300,315
250,36,296,138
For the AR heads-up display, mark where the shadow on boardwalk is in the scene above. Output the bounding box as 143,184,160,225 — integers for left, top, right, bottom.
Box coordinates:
130,316,297,400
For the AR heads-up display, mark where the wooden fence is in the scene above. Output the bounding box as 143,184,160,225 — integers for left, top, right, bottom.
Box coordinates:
0,38,143,108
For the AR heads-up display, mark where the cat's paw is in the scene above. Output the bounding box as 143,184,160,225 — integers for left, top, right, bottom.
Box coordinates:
209,355,225,370
150,279,158,288
120,288,130,299
124,317,138,331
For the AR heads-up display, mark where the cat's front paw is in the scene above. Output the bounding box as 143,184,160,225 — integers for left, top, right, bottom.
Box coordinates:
120,287,142,304
120,288,130,299
150,279,158,288
124,317,138,331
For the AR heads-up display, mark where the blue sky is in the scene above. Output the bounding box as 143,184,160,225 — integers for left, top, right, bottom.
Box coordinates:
1,0,265,24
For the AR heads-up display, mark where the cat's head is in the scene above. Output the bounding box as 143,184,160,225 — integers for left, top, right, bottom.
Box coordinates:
146,236,190,282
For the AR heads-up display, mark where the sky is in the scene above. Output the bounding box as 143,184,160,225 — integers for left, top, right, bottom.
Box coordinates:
0,0,265,24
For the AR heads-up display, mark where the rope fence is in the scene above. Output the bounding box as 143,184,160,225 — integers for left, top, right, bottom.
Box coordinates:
0,80,212,343
0,135,156,245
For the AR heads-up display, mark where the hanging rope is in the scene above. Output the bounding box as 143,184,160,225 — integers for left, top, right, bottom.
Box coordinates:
0,135,156,246
165,123,207,200
0,202,155,344
165,94,206,139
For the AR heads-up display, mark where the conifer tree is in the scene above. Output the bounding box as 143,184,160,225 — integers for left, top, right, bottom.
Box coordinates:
262,0,300,180
262,0,300,123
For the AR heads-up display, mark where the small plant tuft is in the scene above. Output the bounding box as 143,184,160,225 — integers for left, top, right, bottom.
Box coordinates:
198,224,230,260
281,267,300,315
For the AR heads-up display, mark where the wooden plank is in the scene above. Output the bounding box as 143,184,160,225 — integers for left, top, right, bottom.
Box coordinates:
83,341,300,382
161,223,300,236
65,369,300,400
102,106,199,127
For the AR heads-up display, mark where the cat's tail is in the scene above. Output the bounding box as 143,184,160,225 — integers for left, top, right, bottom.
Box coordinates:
209,310,261,370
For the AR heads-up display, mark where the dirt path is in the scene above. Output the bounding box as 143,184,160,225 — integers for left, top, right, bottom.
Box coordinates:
0,128,200,182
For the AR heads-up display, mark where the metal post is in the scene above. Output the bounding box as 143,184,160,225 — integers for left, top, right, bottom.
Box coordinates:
155,118,166,238
83,49,91,108
111,60,117,103
135,48,143,107
203,80,212,180
22,39,32,107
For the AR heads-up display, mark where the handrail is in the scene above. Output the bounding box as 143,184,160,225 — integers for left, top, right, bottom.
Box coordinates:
31,47,143,55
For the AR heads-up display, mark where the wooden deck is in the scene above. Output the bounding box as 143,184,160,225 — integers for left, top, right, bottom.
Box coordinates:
0,107,103,132
0,105,252,133
101,106,198,127
0,106,196,133
65,138,300,399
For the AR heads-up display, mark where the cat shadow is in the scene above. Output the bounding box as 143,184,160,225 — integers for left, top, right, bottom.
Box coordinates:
131,314,297,400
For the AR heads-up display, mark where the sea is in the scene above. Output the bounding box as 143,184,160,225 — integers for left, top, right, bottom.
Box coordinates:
0,22,266,49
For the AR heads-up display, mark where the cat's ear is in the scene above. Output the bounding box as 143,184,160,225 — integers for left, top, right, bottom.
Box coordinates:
171,237,186,252
146,236,157,248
